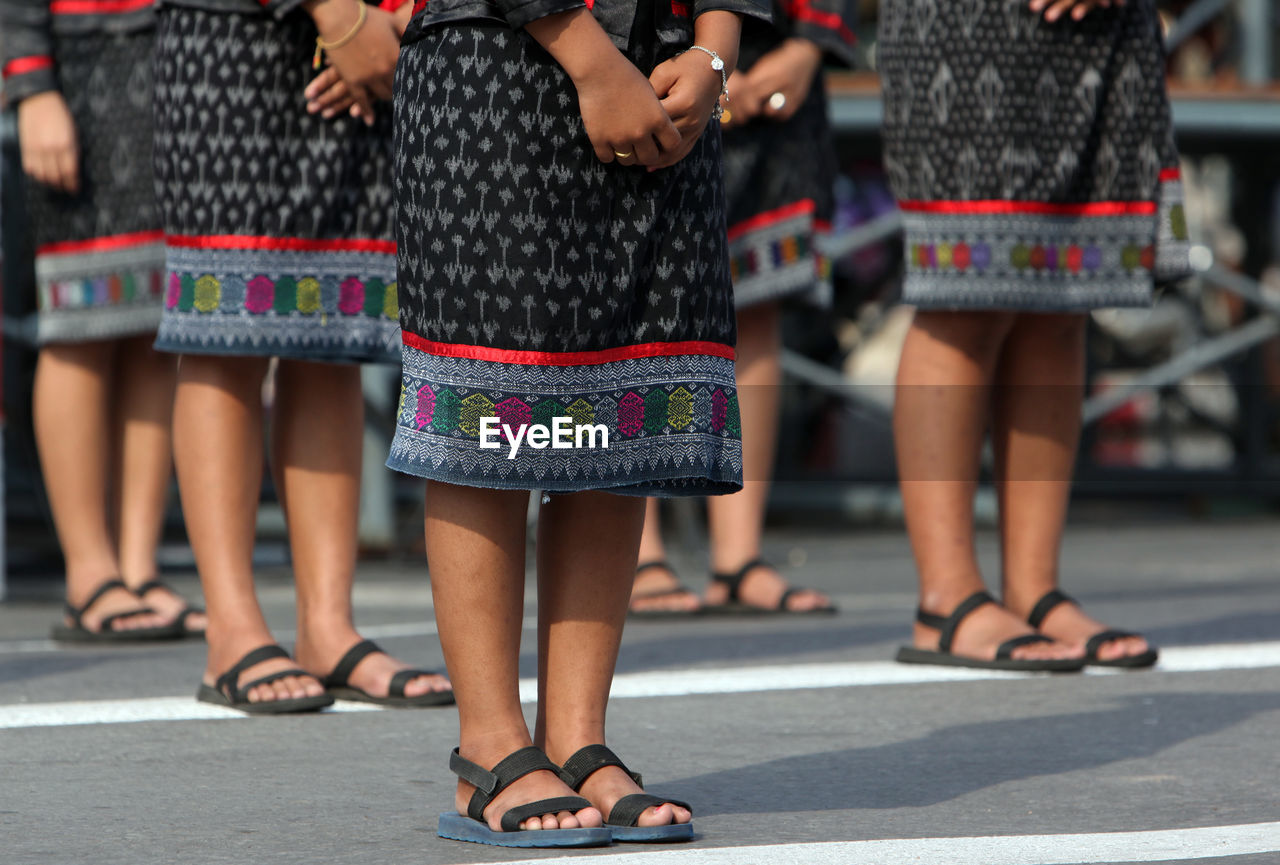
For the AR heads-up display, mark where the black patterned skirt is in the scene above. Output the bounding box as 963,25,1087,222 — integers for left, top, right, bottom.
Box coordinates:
27,29,165,345
151,7,399,362
722,39,837,310
387,25,743,496
878,0,1190,311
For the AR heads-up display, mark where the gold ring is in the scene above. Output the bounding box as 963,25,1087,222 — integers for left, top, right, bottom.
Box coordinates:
614,151,633,159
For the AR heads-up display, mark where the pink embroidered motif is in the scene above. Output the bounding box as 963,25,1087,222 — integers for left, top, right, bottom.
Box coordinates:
710,389,728,433
494,397,532,442
338,277,365,315
415,385,436,430
245,275,274,313
165,273,181,309
618,392,644,437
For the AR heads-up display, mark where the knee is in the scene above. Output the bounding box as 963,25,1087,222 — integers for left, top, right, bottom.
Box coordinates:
910,309,1018,366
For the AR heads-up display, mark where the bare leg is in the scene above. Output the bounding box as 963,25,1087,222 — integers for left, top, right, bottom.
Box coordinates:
278,360,448,697
705,302,830,610
994,314,1150,661
427,482,599,832
34,341,164,631
630,498,700,613
895,311,1076,662
112,336,204,628
176,354,322,703
538,491,689,827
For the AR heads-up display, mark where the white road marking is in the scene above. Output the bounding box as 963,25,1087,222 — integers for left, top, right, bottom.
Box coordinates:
485,821,1280,865
3,640,1278,730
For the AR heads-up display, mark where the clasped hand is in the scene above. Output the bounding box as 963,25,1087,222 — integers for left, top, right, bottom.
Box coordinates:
578,50,725,171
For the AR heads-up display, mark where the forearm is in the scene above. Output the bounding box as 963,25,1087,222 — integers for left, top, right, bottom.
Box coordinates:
693,10,742,74
524,8,625,83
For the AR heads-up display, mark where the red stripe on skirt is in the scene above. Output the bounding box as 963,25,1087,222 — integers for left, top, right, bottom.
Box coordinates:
38,229,165,257
167,234,396,254
3,56,53,78
402,332,735,366
50,0,152,13
898,199,1158,217
727,199,817,243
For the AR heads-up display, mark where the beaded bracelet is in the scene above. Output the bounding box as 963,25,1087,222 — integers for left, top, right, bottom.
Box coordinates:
681,45,729,121
313,1,368,70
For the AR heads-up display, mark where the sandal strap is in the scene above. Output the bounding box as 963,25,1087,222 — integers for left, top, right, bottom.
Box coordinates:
450,746,561,823
606,793,693,828
387,668,439,698
231,668,312,703
1085,629,1138,659
558,744,642,791
709,557,770,603
1027,589,1076,629
499,796,595,833
995,633,1054,660
635,560,677,577
323,639,383,688
96,607,159,631
64,579,130,626
916,590,994,653
131,579,169,596
214,645,292,698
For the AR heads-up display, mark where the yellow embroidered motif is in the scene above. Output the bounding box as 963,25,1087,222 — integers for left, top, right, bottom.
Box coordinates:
296,277,322,314
383,282,399,319
666,387,693,430
565,398,595,427
193,275,221,313
459,393,495,437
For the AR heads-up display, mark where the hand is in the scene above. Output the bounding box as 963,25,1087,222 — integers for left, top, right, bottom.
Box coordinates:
304,66,361,120
575,53,682,167
17,91,79,194
392,0,412,37
736,38,822,125
646,50,725,170
306,0,401,123
1028,0,1120,22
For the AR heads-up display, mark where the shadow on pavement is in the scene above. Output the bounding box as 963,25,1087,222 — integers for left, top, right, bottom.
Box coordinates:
667,691,1280,815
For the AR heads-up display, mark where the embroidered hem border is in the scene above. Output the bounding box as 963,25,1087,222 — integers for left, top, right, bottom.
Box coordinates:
728,210,829,310
34,303,163,345
155,243,401,362
386,342,744,497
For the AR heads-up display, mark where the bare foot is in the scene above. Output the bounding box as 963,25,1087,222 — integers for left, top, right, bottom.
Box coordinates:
129,580,209,633
203,632,325,704
570,763,690,828
630,562,702,614
1022,600,1152,663
455,747,603,832
706,561,832,612
295,632,452,699
914,595,1082,662
66,582,170,633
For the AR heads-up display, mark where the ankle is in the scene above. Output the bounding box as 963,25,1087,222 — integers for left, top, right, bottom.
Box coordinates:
458,726,538,769
540,728,607,766
918,578,989,616
1002,580,1059,619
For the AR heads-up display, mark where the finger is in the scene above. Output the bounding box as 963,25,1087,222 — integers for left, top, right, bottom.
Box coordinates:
304,66,342,101
1044,0,1076,20
55,150,79,194
649,60,679,98
592,137,616,164
350,86,376,125
655,117,683,153
310,82,349,114
633,134,661,166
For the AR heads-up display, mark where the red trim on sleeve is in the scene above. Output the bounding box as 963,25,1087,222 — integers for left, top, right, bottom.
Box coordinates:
671,0,689,16
2,56,53,79
50,0,153,13
402,331,735,366
898,199,1158,217
784,0,855,46
1158,167,1181,182
379,0,410,10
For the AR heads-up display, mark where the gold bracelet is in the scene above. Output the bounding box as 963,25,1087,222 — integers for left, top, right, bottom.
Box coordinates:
313,1,368,69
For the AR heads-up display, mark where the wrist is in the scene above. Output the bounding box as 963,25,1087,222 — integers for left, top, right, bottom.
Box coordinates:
692,11,740,73
306,0,361,35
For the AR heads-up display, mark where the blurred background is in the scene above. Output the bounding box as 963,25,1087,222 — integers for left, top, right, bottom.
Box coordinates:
3,0,1280,595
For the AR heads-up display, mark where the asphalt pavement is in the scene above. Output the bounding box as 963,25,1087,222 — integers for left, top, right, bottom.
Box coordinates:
2,518,1278,865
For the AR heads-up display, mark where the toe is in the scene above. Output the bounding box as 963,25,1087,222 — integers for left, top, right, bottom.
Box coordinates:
575,807,602,828
637,803,674,827
554,810,579,829
402,673,451,697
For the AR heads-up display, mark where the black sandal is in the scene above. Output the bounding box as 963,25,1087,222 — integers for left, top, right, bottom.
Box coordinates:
321,639,454,707
628,561,703,619
196,645,334,715
437,746,612,848
558,745,693,843
133,579,206,638
705,558,837,615
1028,589,1159,669
50,579,184,643
896,590,1085,672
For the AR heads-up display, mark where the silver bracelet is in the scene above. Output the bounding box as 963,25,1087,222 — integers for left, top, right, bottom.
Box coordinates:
682,45,729,121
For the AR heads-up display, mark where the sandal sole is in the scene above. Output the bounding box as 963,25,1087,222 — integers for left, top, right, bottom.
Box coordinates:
196,684,334,715
328,686,456,708
896,646,1085,672
50,622,184,643
1088,648,1159,669
610,822,694,843
437,812,612,848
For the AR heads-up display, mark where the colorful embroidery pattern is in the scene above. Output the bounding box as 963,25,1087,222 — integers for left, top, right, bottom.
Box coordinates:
388,343,743,496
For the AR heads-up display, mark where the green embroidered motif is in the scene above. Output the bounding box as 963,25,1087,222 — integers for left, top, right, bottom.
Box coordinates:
644,389,670,435
273,277,298,314
178,274,196,312
433,388,461,434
